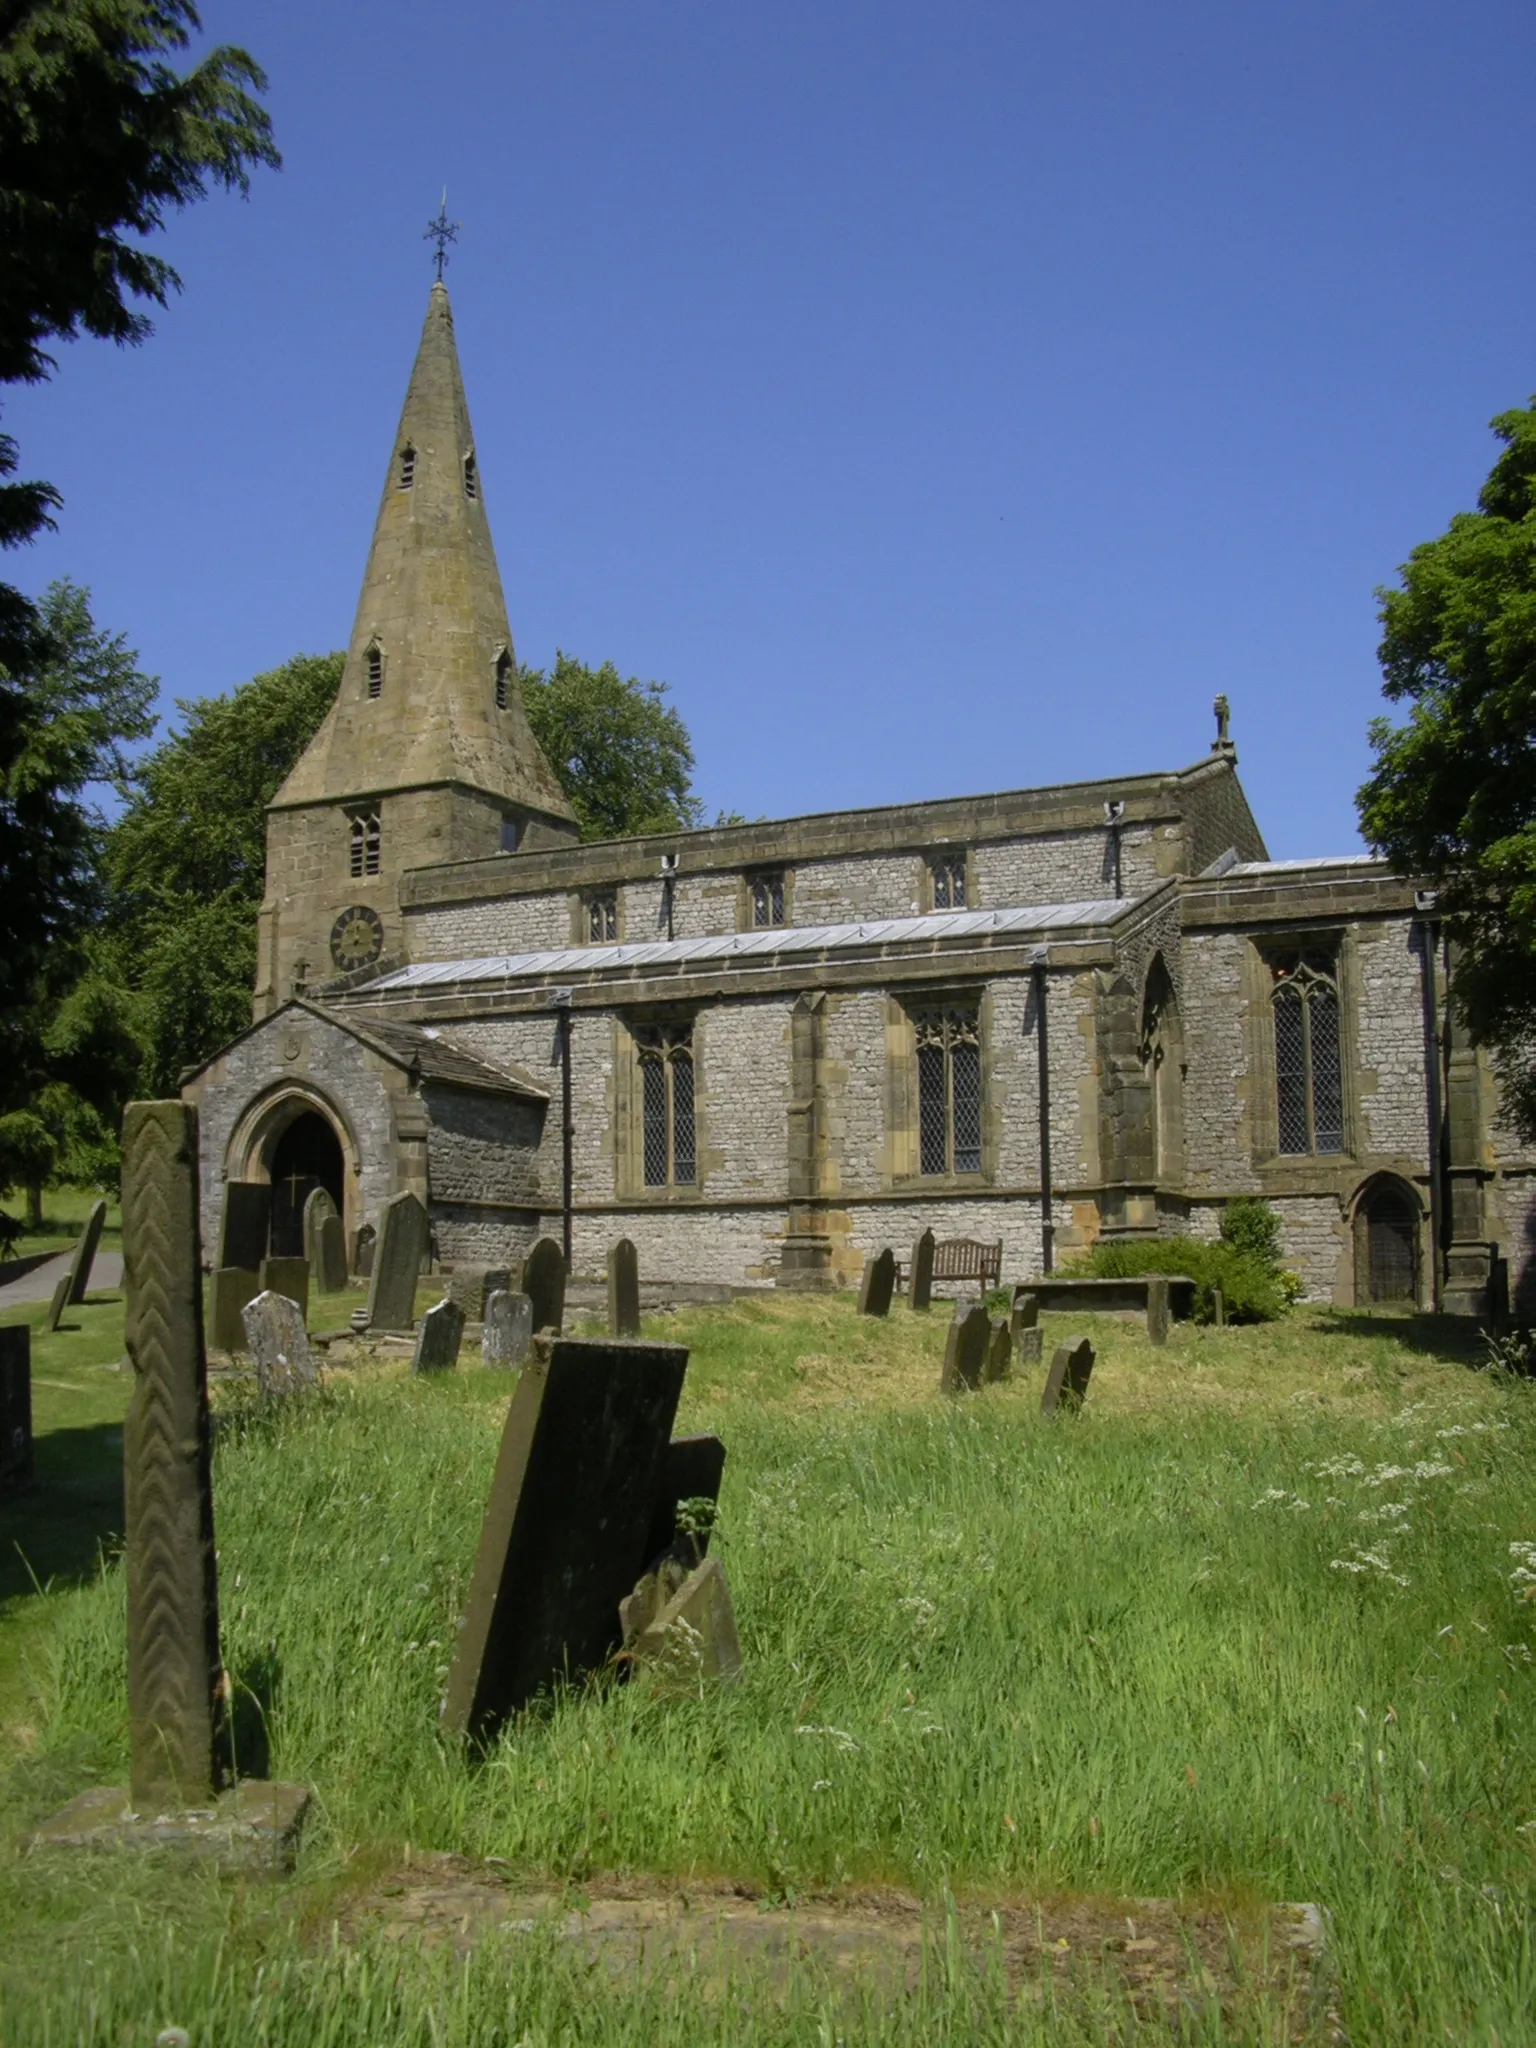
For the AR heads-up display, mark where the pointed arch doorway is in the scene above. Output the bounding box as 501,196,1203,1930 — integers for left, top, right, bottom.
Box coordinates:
269,1111,345,1258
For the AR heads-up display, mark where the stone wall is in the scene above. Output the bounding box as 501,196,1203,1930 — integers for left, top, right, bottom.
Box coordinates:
1353,920,1431,1158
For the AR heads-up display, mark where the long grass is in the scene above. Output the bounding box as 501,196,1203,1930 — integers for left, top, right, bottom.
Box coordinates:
3,1297,1534,2042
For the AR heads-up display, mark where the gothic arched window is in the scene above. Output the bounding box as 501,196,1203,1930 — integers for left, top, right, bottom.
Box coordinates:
1270,950,1344,1154
636,1024,696,1186
349,810,382,880
914,1003,982,1175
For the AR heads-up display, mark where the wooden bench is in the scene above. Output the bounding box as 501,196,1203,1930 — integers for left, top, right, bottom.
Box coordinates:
895,1238,1003,1293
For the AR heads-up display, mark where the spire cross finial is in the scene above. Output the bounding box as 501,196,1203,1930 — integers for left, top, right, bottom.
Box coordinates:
424,188,460,281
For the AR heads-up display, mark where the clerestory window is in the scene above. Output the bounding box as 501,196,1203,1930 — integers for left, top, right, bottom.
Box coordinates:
915,1003,982,1175
349,810,381,880
587,891,619,944
931,853,968,910
637,1024,696,1187
749,870,786,928
1270,950,1344,1155
365,642,384,699
398,445,416,490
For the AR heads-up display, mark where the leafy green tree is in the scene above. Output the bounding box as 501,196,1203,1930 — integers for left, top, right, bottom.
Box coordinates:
521,653,702,840
1357,399,1536,1137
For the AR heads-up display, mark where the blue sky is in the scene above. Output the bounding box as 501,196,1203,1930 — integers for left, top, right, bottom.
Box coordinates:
9,0,1536,853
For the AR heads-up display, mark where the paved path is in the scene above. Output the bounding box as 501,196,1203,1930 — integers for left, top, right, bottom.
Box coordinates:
0,1249,122,1310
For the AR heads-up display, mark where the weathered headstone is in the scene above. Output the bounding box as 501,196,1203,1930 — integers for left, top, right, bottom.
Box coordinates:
367,1191,429,1331
443,1335,689,1743
43,1269,72,1334
481,1267,511,1315
629,1556,743,1690
1009,1285,1040,1337
1041,1337,1095,1416
1146,1274,1170,1346
217,1180,271,1275
64,1197,109,1306
121,1101,222,1808
208,1267,259,1352
353,1222,376,1280
482,1289,534,1368
940,1302,991,1394
442,1266,489,1319
1212,1286,1226,1328
520,1235,566,1335
857,1247,897,1318
258,1255,309,1322
303,1188,348,1295
413,1297,465,1372
608,1238,641,1339
0,1324,33,1495
908,1228,935,1311
242,1290,318,1399
1016,1326,1043,1368
983,1316,1013,1384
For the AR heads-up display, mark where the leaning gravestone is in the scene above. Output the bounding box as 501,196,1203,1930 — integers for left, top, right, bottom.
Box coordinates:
64,1197,109,1307
208,1267,259,1352
353,1223,377,1280
242,1290,318,1399
0,1324,33,1495
258,1255,309,1322
367,1191,429,1331
1146,1274,1170,1346
983,1316,1013,1384
520,1236,566,1335
619,1434,729,1647
482,1289,534,1368
940,1302,991,1394
43,1269,72,1335
443,1335,690,1744
857,1247,897,1318
1041,1337,1096,1416
121,1102,223,1808
908,1228,935,1312
413,1297,465,1373
218,1180,271,1275
608,1238,641,1339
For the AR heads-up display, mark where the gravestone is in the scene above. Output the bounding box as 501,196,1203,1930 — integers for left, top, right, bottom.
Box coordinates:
258,1255,309,1322
857,1247,896,1318
208,1267,259,1352
983,1316,1013,1384
367,1191,429,1331
482,1290,534,1368
608,1238,641,1339
1146,1275,1170,1346
121,1102,222,1808
1041,1338,1096,1416
907,1228,935,1311
0,1324,33,1495
940,1302,990,1394
1016,1326,1043,1368
443,1335,690,1744
443,1266,489,1319
303,1188,347,1295
1009,1285,1040,1337
43,1269,72,1334
353,1223,376,1280
1212,1286,1226,1328
217,1180,271,1274
481,1268,511,1316
413,1297,465,1372
520,1236,566,1335
242,1290,318,1399
64,1198,109,1306
629,1556,743,1690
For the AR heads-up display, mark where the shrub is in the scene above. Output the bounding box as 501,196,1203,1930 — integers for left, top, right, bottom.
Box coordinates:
1219,1197,1283,1267
1061,1235,1289,1323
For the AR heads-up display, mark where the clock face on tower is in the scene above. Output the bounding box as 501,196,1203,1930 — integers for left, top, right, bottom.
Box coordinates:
329,904,385,972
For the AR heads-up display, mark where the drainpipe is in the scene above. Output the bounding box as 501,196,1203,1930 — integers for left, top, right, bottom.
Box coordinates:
1103,801,1125,899
1413,893,1443,1312
550,987,574,1267
1032,950,1054,1274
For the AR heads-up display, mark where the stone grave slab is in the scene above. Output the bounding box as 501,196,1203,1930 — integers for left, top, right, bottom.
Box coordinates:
242,1290,318,1399
1146,1275,1170,1345
0,1324,33,1494
939,1302,990,1394
520,1236,566,1335
857,1247,896,1318
28,1781,310,1873
208,1267,259,1352
413,1298,465,1373
482,1290,534,1369
1041,1338,1095,1416
367,1191,429,1331
353,1223,377,1279
442,1335,689,1744
630,1556,743,1691
983,1316,1013,1384
43,1269,72,1334
218,1179,271,1274
608,1238,640,1339
907,1228,935,1311
64,1197,109,1306
259,1255,309,1322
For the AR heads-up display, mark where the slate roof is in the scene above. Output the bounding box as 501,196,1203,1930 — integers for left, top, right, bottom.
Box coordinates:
343,1014,547,1098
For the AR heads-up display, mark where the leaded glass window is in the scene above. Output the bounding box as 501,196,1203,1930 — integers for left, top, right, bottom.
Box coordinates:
349,810,381,879
914,1005,982,1175
931,854,968,910
637,1024,696,1186
1270,951,1344,1155
587,891,618,943
750,871,786,928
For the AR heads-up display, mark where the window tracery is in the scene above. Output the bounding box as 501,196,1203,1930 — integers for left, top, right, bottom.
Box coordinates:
914,1004,982,1175
1270,950,1344,1154
636,1024,696,1187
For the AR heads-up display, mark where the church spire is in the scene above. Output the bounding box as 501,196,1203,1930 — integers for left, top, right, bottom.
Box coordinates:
271,281,576,829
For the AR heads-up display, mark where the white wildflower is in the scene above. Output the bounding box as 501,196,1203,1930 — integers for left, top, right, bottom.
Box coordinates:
795,1725,859,1752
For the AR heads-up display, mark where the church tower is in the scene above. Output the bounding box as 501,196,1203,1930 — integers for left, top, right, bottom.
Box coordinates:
255,281,578,1011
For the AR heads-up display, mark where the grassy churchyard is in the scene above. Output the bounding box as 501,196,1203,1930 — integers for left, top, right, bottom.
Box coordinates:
1,1272,1534,2044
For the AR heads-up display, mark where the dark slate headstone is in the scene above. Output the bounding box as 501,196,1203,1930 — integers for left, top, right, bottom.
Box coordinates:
940,1302,990,1394
482,1290,533,1368
0,1325,33,1495
442,1335,690,1744
259,1255,309,1323
353,1223,377,1280
1146,1275,1170,1346
208,1267,259,1352
242,1290,318,1399
608,1238,641,1339
43,1269,72,1334
983,1316,1013,1384
907,1228,935,1312
640,1433,727,1569
367,1191,429,1332
218,1180,271,1274
66,1198,109,1306
413,1298,465,1373
1009,1285,1040,1336
520,1236,566,1335
1041,1337,1095,1416
857,1247,897,1318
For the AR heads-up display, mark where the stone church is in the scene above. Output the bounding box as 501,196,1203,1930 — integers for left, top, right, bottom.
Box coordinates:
181,281,1534,1317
